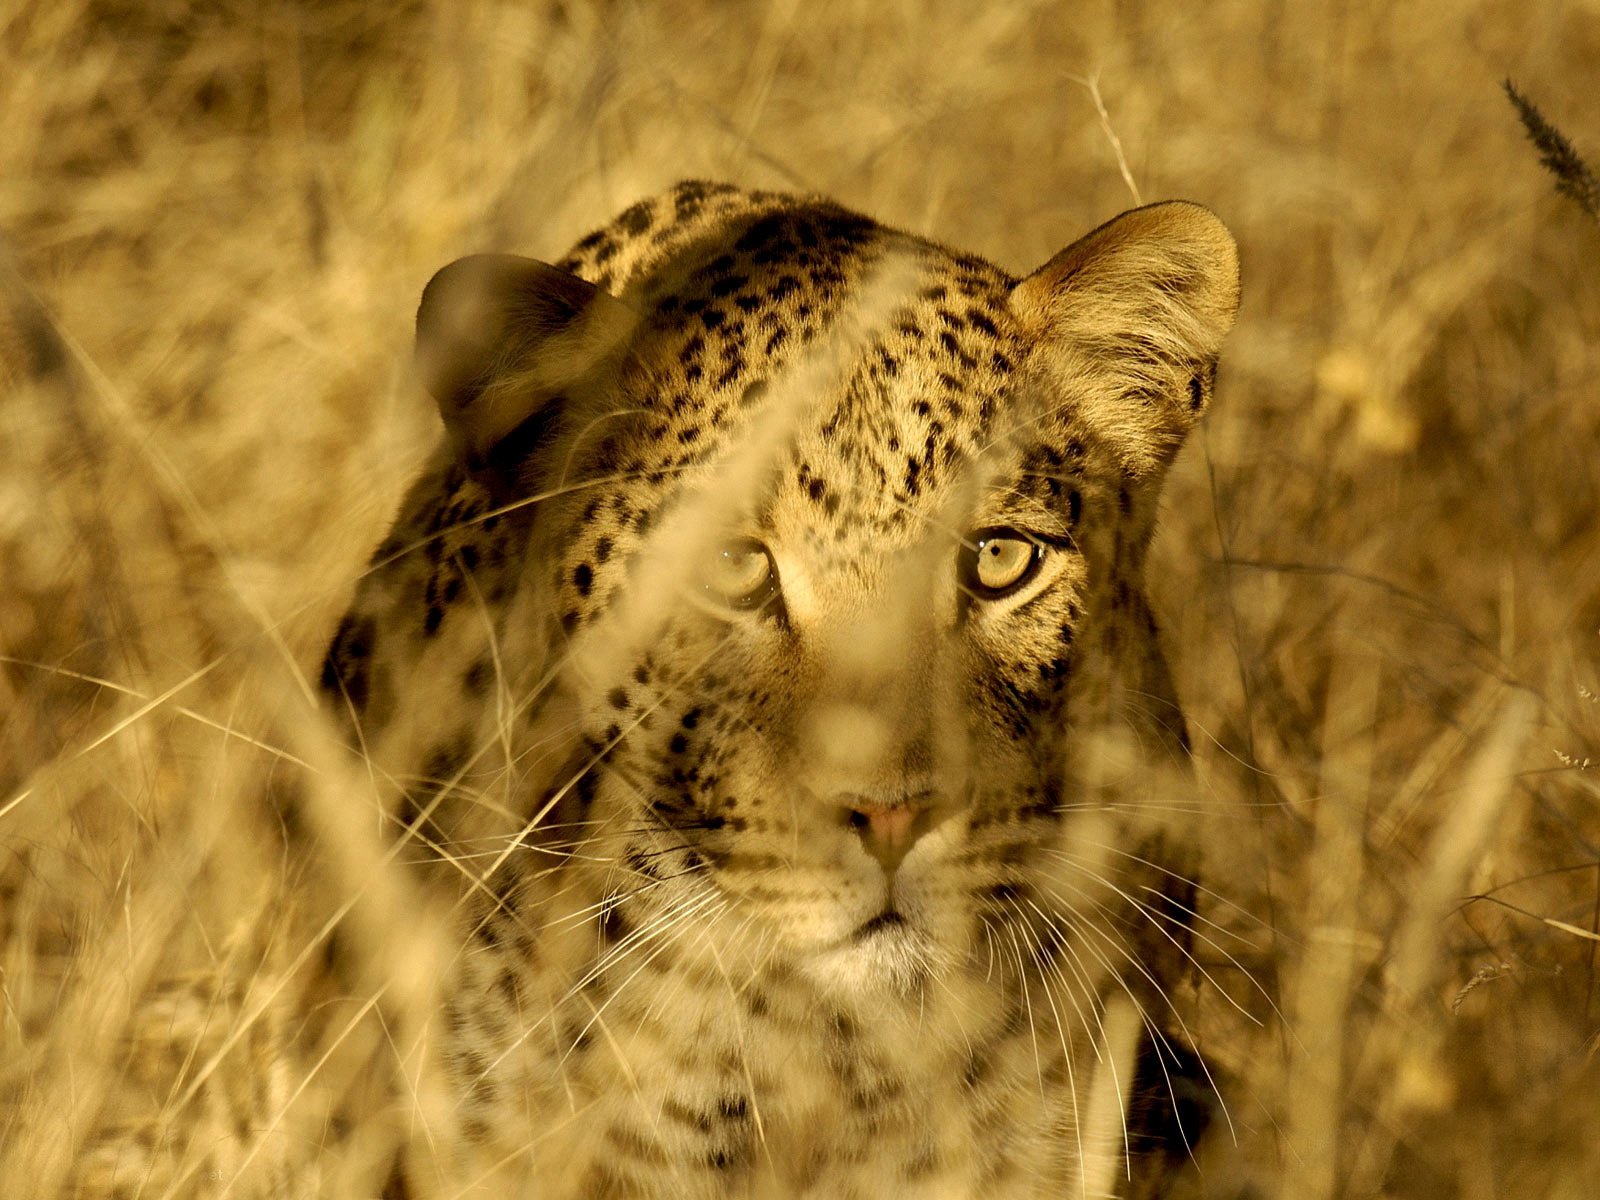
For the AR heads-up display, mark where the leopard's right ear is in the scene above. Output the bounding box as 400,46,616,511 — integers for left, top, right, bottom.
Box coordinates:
415,254,632,471
1009,202,1239,480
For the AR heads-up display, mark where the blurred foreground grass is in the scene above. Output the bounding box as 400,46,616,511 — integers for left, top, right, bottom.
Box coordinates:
2,1,1598,1195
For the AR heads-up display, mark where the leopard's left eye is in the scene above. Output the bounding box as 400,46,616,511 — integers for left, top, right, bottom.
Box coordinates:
959,528,1044,600
702,537,779,610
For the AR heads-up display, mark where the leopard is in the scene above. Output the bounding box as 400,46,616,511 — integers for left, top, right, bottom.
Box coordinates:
312,178,1241,1199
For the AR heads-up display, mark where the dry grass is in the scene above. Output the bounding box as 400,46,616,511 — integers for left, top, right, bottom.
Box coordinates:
2,0,1598,1195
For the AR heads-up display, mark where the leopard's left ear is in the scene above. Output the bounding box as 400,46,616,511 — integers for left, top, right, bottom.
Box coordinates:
1009,201,1240,478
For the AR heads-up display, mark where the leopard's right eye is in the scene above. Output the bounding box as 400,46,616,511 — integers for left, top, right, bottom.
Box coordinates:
701,537,779,611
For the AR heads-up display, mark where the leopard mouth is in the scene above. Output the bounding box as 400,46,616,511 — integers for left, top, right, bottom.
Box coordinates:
853,908,907,941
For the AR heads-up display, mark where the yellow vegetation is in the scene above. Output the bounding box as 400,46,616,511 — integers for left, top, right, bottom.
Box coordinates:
2,1,1598,1195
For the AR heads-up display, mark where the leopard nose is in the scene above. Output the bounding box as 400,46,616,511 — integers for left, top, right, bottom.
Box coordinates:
838,791,942,875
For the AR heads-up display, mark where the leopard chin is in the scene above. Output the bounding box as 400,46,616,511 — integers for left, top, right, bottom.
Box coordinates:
806,909,949,996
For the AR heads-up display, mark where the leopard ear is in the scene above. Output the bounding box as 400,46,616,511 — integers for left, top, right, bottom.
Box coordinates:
1009,201,1240,478
415,254,631,470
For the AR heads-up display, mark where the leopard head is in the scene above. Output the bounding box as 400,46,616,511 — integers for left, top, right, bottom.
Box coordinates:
335,189,1239,999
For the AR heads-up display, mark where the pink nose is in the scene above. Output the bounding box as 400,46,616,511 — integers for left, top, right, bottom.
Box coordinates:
856,805,919,846
844,796,940,874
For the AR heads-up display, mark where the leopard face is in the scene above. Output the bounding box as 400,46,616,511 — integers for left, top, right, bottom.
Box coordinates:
323,181,1237,1191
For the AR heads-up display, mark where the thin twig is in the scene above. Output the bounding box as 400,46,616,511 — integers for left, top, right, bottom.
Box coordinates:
1504,79,1600,226
1070,71,1142,207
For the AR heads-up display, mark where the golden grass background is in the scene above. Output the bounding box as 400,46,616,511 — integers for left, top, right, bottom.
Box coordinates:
2,0,1599,1195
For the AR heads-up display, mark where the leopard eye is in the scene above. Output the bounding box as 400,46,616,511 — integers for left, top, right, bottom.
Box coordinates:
702,537,778,610
960,528,1044,600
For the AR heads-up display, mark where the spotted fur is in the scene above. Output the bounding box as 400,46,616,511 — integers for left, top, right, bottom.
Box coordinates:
323,180,1240,1198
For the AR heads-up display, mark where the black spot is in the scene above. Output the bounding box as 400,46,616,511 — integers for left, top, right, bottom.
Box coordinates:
1067,489,1082,525
423,735,469,782
600,901,631,945
669,732,689,754
674,191,705,221
681,708,701,729
735,213,785,253
1188,372,1205,411
321,613,376,708
595,536,613,563
662,1098,713,1133
423,604,445,635
608,687,630,710
966,308,999,336
573,563,593,596
767,275,802,304
463,657,493,696
619,201,653,234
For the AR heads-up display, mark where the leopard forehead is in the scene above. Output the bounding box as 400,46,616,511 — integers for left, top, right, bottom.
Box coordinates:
551,187,1090,569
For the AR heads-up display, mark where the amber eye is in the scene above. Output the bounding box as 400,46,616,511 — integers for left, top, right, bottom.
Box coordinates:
702,537,779,610
960,528,1044,600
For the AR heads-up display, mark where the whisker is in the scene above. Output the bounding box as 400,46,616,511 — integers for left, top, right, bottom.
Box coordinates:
1040,856,1268,1027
